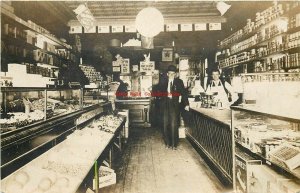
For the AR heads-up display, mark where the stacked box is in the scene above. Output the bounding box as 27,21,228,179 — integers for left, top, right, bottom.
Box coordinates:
235,150,262,193
251,165,294,193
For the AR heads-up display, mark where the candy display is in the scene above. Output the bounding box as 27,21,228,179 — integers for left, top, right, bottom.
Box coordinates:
91,114,124,134
0,110,44,133
1,113,125,193
235,117,300,157
0,97,82,133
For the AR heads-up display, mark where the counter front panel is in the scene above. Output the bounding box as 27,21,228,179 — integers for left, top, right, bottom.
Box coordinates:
184,107,233,185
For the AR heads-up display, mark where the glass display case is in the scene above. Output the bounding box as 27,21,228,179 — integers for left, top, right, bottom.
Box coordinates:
0,87,111,178
232,106,300,193
0,87,83,134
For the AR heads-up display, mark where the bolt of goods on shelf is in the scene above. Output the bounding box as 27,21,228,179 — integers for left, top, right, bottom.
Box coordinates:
216,2,300,72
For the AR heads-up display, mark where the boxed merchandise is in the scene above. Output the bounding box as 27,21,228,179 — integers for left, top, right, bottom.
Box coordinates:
179,127,186,138
235,150,262,193
3,23,16,38
251,165,291,193
281,180,300,193
25,30,37,45
93,166,116,189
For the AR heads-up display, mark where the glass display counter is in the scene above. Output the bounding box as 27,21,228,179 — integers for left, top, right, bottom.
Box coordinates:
232,106,300,193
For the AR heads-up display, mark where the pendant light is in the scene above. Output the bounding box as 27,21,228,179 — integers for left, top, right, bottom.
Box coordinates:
135,7,164,38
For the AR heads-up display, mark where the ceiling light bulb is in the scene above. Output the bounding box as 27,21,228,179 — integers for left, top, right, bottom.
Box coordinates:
135,7,164,38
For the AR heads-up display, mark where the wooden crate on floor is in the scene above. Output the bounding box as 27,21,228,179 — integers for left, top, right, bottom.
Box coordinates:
93,166,116,189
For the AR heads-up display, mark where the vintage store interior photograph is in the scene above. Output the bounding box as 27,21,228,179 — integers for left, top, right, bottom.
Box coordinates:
1,1,300,193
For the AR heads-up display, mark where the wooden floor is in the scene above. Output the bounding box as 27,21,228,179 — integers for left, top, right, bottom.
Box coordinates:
101,127,231,193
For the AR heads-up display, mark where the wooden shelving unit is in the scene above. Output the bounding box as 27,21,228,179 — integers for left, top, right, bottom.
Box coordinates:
217,3,300,73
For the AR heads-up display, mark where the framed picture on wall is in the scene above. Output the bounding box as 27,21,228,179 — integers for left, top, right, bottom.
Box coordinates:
162,48,173,62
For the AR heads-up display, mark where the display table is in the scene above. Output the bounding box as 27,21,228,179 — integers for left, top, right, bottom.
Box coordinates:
183,107,233,186
1,115,126,193
115,98,151,127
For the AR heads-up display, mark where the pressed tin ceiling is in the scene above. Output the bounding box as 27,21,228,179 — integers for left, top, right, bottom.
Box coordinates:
66,1,226,26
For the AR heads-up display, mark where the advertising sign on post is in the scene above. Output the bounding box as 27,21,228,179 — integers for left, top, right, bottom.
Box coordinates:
140,61,155,73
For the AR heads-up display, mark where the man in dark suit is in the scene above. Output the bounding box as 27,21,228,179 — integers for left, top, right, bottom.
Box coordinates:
158,65,189,150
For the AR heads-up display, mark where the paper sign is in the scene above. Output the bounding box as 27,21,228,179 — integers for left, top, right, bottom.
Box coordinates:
209,23,221,30
140,61,155,72
74,4,96,32
121,59,130,73
125,25,136,33
98,26,110,33
166,24,178,32
132,65,139,72
113,66,120,72
84,26,96,33
112,25,123,33
112,61,120,66
195,23,207,31
181,24,193,31
70,26,83,34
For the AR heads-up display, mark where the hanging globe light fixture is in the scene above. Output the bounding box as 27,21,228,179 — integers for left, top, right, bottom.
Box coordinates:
135,7,164,38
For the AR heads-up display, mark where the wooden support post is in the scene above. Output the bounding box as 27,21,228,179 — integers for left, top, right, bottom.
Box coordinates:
109,147,113,168
44,89,47,121
94,160,99,193
119,132,122,151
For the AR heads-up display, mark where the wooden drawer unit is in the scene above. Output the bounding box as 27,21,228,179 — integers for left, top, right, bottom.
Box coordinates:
115,99,151,127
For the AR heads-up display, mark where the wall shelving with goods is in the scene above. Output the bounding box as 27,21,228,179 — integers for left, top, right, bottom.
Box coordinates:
1,3,81,86
216,2,300,77
178,56,206,91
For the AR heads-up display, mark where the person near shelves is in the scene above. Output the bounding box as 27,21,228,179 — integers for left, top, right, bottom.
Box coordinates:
158,65,189,150
114,73,128,99
205,69,238,109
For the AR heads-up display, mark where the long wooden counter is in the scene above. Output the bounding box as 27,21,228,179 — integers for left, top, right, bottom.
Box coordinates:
183,107,233,186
